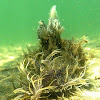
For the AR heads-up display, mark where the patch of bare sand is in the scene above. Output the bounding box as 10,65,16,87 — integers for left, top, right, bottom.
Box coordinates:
81,48,100,99
0,45,23,67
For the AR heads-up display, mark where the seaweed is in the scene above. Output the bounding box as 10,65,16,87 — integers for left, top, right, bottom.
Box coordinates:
13,5,91,100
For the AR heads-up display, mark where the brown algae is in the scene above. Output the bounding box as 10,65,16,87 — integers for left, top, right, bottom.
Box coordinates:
13,5,92,100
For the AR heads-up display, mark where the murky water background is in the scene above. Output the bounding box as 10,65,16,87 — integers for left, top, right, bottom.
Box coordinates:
0,0,100,45
0,0,100,99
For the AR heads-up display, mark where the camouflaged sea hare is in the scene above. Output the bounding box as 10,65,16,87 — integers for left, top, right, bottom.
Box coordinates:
13,5,90,100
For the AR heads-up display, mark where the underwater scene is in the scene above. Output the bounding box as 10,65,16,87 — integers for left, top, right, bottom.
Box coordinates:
0,0,100,100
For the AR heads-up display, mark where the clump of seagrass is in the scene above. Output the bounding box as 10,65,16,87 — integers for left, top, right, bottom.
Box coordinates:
13,5,90,100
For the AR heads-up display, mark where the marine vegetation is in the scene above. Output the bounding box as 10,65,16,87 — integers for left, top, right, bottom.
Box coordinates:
13,5,92,100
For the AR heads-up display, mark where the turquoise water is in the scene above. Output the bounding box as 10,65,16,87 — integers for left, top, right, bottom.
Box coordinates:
0,0,100,45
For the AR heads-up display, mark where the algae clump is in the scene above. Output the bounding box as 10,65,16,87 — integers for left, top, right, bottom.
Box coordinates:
13,5,91,100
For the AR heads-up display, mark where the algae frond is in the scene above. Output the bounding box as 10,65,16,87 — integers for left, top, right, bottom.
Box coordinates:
13,5,92,100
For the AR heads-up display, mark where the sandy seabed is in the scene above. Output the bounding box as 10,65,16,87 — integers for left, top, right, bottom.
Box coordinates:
0,36,100,100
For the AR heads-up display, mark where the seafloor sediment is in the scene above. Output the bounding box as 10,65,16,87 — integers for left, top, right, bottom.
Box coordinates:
0,5,100,100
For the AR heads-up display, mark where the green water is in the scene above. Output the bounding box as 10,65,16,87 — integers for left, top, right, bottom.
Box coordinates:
0,0,100,45
0,0,100,99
